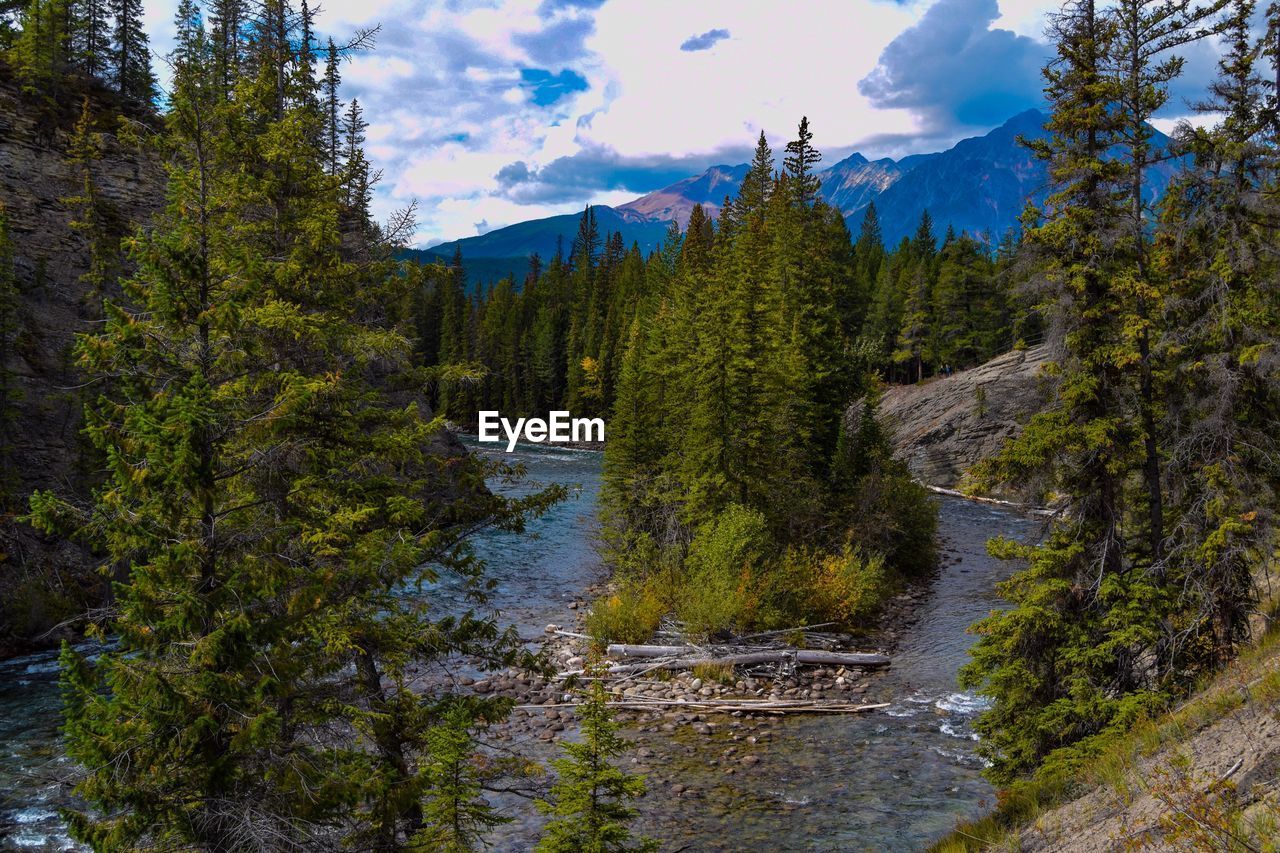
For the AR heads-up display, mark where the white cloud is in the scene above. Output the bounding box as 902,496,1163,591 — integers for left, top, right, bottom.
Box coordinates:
139,0,1074,247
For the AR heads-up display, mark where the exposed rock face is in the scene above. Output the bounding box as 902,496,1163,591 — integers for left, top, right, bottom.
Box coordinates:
874,345,1053,492
0,76,164,498
0,74,166,655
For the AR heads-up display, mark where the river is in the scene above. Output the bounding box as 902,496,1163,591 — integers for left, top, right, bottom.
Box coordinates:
0,440,1034,851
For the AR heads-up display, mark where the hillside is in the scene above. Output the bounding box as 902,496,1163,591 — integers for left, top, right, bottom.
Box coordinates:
935,617,1280,851
615,162,748,227
423,204,672,262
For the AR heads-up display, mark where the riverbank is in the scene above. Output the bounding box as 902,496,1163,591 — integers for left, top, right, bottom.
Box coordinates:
932,614,1280,851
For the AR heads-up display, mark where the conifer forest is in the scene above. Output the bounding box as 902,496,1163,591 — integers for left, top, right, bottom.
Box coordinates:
0,0,1277,850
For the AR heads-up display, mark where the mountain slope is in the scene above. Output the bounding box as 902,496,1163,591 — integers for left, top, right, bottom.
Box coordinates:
427,205,672,261
616,163,748,227
426,108,1184,272
818,152,902,219
861,109,1050,243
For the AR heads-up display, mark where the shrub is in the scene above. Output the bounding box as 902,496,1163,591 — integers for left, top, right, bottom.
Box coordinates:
809,545,889,625
584,579,663,649
845,463,938,577
677,504,774,638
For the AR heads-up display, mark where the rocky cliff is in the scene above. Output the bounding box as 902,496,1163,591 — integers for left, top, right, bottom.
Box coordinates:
0,69,165,655
874,344,1052,494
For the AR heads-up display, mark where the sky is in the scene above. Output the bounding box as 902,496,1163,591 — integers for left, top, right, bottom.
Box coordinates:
141,0,1221,248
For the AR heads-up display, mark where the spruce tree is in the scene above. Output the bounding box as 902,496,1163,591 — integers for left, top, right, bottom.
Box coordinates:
37,8,561,848
11,0,70,97
68,0,109,77
63,97,115,320
536,679,657,853
1157,0,1279,666
961,0,1162,781
108,0,156,103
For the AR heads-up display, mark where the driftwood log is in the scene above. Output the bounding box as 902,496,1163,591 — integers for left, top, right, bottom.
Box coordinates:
603,644,890,672
516,698,890,715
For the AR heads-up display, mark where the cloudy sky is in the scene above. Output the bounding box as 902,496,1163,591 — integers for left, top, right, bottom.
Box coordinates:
143,0,1219,248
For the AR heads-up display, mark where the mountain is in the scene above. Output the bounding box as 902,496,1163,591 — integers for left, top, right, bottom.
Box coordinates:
846,110,1181,244
615,163,749,227
424,108,1183,280
425,205,672,262
818,152,902,220
863,109,1054,244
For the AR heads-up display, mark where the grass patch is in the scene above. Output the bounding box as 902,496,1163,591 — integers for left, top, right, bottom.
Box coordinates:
691,661,735,685
930,618,1280,851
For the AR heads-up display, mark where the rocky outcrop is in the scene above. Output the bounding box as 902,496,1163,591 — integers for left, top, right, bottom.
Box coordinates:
0,70,165,655
875,345,1053,492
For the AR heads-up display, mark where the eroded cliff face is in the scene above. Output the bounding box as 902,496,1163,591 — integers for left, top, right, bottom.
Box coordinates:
0,71,165,654
874,345,1053,494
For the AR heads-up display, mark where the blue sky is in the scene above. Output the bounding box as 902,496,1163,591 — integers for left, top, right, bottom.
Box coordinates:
141,0,1220,248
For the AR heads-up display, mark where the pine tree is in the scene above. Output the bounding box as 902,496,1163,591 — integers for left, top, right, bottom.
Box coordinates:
343,97,373,225
1108,0,1226,566
536,679,657,853
108,0,156,103
783,115,822,207
209,0,247,98
63,97,115,320
37,9,562,848
961,0,1161,781
68,0,109,77
414,705,510,852
11,0,70,97
892,264,932,382
1157,0,1279,666
322,37,343,177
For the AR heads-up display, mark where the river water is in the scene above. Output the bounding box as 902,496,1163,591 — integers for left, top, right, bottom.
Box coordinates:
0,440,1034,851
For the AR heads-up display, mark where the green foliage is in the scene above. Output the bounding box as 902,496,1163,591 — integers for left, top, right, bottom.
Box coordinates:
6,0,157,103
584,577,665,649
677,504,775,638
27,9,562,849
414,705,510,852
9,0,69,97
782,543,889,626
536,678,657,853
960,0,1277,796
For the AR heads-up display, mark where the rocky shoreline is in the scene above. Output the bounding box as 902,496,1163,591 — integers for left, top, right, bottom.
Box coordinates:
461,538,963,772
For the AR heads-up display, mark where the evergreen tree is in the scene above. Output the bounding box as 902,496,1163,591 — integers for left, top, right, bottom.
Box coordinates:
962,0,1163,781
322,36,343,177
1157,0,1279,667
37,10,561,848
68,0,108,77
783,115,822,207
108,0,156,103
415,705,510,852
11,0,70,97
63,97,115,320
536,679,657,853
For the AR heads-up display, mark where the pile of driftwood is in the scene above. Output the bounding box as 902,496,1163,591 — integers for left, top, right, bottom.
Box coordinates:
545,621,893,715
601,643,890,675
518,696,890,715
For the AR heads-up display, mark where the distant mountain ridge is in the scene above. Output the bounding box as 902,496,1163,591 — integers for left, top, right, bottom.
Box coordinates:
423,109,1180,277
